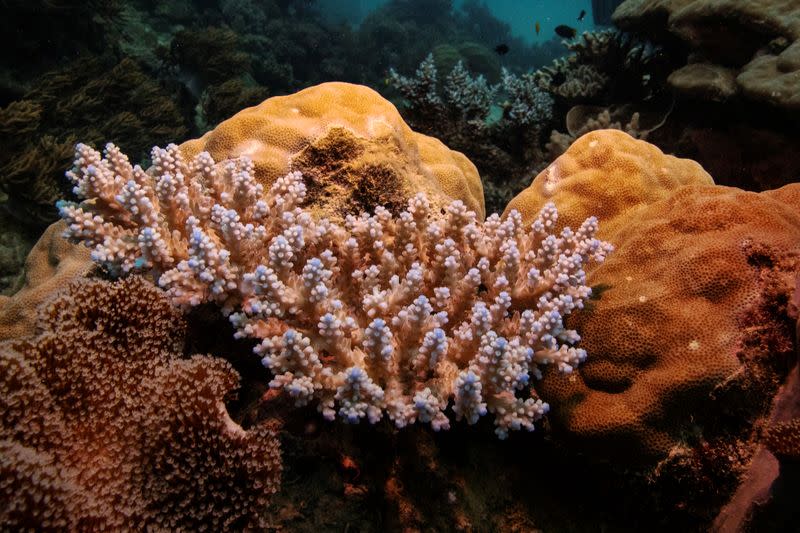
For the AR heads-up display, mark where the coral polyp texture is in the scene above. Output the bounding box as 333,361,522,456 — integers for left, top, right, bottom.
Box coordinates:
507,130,800,460
0,276,281,530
59,142,612,438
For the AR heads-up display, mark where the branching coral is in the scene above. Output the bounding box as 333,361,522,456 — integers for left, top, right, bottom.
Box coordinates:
500,69,555,127
534,30,669,104
0,276,281,529
389,53,447,121
59,142,612,438
534,59,609,104
388,56,555,215
546,108,648,160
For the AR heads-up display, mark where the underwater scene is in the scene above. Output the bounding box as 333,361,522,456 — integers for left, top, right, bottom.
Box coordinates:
1,0,799,531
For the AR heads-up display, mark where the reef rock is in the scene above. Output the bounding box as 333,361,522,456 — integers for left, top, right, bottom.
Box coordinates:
614,0,800,112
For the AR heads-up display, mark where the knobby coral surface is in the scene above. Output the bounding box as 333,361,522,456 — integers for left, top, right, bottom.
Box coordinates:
0,221,91,341
0,276,281,530
614,0,800,111
59,142,612,438
179,81,485,221
507,130,800,460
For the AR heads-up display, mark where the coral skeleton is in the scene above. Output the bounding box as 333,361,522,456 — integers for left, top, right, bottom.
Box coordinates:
59,142,612,438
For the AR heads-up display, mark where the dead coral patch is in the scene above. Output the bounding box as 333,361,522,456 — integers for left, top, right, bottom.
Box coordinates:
292,126,413,219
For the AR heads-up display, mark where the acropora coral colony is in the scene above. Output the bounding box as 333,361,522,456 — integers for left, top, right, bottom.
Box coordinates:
58,142,612,438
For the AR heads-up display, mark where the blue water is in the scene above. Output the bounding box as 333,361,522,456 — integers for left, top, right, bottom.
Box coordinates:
319,0,597,43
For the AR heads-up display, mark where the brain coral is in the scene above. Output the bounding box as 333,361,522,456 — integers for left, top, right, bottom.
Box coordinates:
0,276,281,529
180,81,485,220
506,130,800,460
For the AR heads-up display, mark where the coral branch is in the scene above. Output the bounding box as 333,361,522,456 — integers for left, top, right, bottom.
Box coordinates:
60,143,612,438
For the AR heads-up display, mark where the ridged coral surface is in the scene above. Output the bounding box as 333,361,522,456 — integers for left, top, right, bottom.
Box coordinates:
180,81,485,220
0,276,281,530
58,142,612,438
507,129,800,458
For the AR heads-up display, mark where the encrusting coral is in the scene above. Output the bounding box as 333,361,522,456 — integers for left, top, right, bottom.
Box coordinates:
0,276,281,530
58,141,612,438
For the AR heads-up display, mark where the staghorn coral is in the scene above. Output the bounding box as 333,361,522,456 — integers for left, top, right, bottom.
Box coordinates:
388,54,498,147
500,69,555,127
59,142,612,438
0,276,281,529
389,53,445,121
388,57,555,215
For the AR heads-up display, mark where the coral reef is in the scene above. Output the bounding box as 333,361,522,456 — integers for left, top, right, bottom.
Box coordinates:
507,130,800,462
180,82,485,220
200,78,271,130
534,29,670,105
0,211,36,294
0,57,188,224
388,56,556,214
0,276,281,529
0,0,121,96
614,0,800,112
168,26,252,87
608,0,800,193
545,103,669,160
0,222,91,341
764,419,800,461
58,140,612,437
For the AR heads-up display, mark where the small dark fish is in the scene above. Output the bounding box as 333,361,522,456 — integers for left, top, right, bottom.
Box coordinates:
578,9,586,21
535,21,540,35
555,24,577,39
552,71,567,85
494,43,509,55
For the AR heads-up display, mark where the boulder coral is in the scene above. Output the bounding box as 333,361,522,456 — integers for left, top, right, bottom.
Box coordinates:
506,129,800,460
0,221,90,341
0,276,282,530
179,81,485,221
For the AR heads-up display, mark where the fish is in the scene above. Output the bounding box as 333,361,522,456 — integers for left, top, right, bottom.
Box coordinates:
578,9,586,21
551,71,566,85
555,25,577,39
494,43,509,55
535,21,540,35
